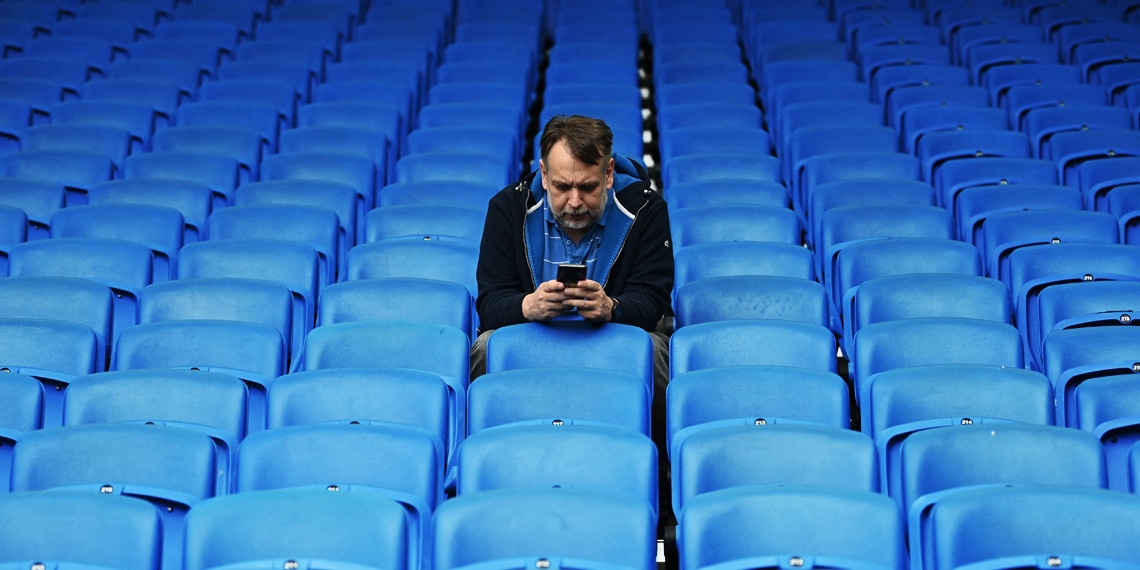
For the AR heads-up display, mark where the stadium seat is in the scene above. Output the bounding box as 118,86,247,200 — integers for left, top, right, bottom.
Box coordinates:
669,205,799,249
467,367,651,438
851,317,1024,402
183,488,418,570
0,491,163,570
912,485,1140,570
670,320,838,378
49,203,183,282
345,237,479,299
62,368,247,491
678,485,906,570
207,204,340,285
673,241,815,287
432,487,656,570
123,151,240,210
674,275,828,329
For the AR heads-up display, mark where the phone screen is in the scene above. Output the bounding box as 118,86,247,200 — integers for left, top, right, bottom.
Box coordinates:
556,263,587,286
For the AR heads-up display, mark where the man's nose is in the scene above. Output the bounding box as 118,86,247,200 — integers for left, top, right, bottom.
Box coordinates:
566,190,583,207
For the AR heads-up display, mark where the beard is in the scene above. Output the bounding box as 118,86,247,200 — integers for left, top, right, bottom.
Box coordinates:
554,190,608,231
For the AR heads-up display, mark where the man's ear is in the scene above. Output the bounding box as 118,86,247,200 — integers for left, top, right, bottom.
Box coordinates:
538,159,547,189
606,158,615,187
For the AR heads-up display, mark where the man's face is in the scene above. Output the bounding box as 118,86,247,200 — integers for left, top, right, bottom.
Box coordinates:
541,139,613,231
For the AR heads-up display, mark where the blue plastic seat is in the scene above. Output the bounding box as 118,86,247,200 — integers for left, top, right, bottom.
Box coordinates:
673,241,815,287
9,237,152,353
673,423,878,516
208,204,340,285
365,204,485,244
1077,156,1140,212
661,153,782,188
234,179,358,252
0,491,163,570
456,422,658,518
50,203,184,282
851,317,1024,402
938,156,1059,210
139,276,294,379
235,422,441,550
886,84,990,131
954,184,1083,246
432,487,657,570
1047,128,1140,186
10,422,220,570
88,179,212,245
861,363,1055,501
917,129,1033,185
183,488,417,570
678,485,906,570
984,62,1083,107
900,105,1009,155
176,100,279,154
816,203,953,290
1072,372,1140,491
952,21,1042,66
0,179,63,240
260,151,378,241
266,366,454,467
981,209,1120,286
485,321,653,395
1043,325,1140,430
345,237,479,298
1004,83,1109,131
0,77,70,122
62,368,247,491
667,365,851,452
395,152,514,189
177,238,322,349
108,58,201,103
966,41,1060,86
48,99,153,156
318,276,473,339
669,205,799,249
831,238,982,334
199,79,298,132
1026,105,1133,159
296,102,402,165
808,180,938,250
81,78,183,128
893,422,1105,520
151,125,263,184
1,149,115,206
913,485,1140,570
658,126,770,164
845,273,1012,360
123,151,240,210
674,275,829,329
670,320,838,378
0,204,26,273
663,179,788,211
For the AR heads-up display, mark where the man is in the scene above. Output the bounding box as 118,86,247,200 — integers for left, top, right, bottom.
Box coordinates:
470,114,673,379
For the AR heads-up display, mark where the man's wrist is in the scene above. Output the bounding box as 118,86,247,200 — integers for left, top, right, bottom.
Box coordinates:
609,295,622,321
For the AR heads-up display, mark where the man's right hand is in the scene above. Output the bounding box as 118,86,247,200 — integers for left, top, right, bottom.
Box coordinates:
522,280,571,321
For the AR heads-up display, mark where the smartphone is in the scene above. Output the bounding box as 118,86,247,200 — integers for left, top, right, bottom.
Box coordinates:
556,263,587,287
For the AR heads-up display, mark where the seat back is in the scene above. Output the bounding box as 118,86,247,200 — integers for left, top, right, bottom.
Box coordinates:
467,367,650,437
674,275,829,329
670,320,838,377
432,488,657,570
678,485,907,570
0,491,163,570
183,489,415,570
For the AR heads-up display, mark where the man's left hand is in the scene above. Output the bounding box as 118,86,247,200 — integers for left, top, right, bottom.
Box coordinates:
562,279,614,322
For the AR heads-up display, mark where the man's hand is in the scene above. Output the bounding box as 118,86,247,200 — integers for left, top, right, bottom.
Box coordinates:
522,280,573,321
562,279,614,322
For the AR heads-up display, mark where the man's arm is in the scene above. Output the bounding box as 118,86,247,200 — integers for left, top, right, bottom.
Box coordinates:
606,196,674,331
475,193,533,331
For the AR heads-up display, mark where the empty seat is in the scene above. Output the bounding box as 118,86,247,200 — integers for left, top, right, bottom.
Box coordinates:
1,149,115,206
673,422,878,516
346,237,478,299
62,368,247,491
674,275,829,329
318,277,474,340
432,487,657,570
852,317,1025,402
207,204,340,286
669,205,799,249
667,365,852,452
123,151,240,210
467,367,651,438
183,489,417,570
456,422,658,518
913,485,1140,570
0,491,163,570
50,203,183,282
673,241,815,287
670,320,838,378
678,485,906,570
